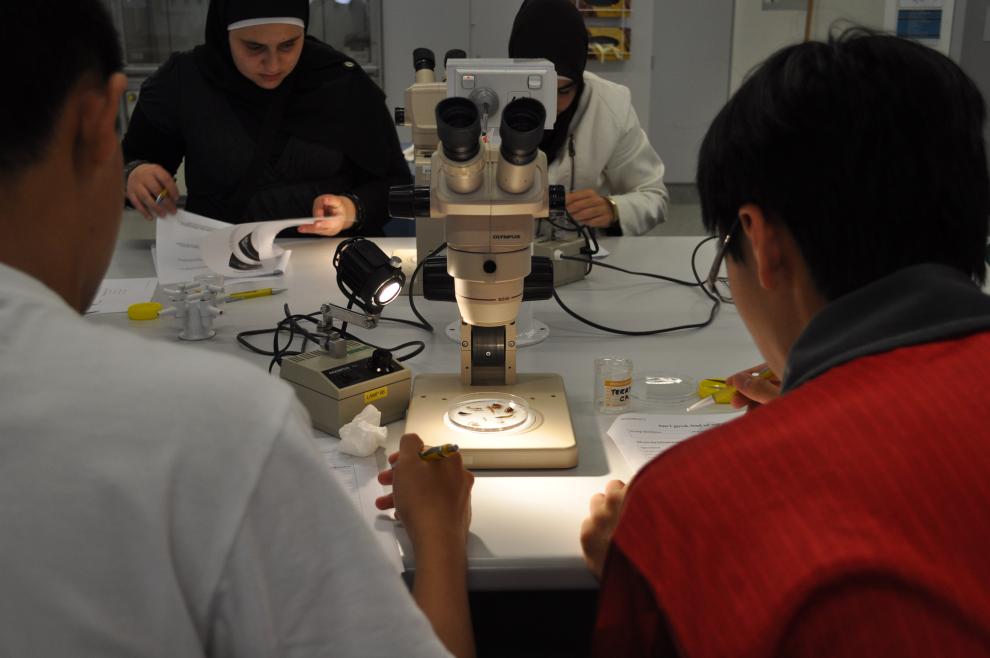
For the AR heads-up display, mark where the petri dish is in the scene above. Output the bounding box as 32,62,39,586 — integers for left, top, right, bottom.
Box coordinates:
630,372,697,405
447,393,531,433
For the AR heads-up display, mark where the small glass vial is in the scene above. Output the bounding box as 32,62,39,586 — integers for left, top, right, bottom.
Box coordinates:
594,357,633,414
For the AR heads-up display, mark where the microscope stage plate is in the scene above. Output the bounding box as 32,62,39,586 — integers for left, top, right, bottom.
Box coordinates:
405,373,577,469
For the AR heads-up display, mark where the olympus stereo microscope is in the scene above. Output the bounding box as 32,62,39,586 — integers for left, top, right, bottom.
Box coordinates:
395,53,588,293
390,63,578,469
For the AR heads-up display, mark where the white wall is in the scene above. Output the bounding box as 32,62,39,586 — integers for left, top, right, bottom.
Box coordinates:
649,2,734,183
381,0,471,144
730,0,886,92
467,0,525,58
956,0,990,162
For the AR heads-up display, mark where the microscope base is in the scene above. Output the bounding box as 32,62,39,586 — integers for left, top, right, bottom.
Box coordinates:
405,373,577,469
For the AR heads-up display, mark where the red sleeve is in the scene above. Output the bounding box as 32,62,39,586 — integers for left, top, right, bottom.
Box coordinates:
593,547,680,658
779,577,990,658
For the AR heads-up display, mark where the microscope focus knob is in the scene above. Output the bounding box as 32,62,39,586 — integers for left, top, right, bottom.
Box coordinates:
394,107,405,126
388,184,432,220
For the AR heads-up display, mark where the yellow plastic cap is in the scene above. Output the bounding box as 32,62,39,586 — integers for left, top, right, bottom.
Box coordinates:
127,302,162,321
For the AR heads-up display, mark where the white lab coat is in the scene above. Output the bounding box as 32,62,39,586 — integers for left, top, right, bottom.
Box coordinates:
548,71,668,236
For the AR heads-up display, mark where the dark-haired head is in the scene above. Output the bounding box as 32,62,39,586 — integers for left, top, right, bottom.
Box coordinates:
201,0,309,92
0,0,122,178
508,0,590,163
698,28,990,298
509,0,588,85
0,0,126,313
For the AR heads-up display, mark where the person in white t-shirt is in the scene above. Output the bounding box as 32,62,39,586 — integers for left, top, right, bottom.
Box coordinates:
0,3,474,657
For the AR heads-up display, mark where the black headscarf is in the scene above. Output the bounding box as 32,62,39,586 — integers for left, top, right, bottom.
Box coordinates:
192,0,395,179
508,0,589,164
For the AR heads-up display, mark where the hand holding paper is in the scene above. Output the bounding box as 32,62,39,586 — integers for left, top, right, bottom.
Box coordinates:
300,194,357,236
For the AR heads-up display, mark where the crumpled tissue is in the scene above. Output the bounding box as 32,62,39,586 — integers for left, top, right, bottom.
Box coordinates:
338,404,388,457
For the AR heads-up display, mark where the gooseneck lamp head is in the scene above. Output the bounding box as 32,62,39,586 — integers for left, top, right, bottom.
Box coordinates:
333,237,406,314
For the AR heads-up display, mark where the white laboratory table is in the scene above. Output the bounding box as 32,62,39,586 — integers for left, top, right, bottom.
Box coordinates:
90,219,762,591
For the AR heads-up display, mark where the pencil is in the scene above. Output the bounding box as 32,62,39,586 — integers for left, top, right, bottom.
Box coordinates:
223,288,287,303
419,444,459,461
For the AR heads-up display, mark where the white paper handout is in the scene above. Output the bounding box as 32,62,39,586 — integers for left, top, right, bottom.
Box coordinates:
85,278,158,314
316,439,403,574
154,210,313,284
607,411,745,472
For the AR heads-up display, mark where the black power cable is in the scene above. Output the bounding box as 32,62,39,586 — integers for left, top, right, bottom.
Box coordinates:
558,254,700,287
235,304,426,372
406,241,448,332
539,211,599,275
551,236,724,336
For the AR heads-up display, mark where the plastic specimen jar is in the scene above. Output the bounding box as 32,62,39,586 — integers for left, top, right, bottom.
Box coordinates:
594,357,633,414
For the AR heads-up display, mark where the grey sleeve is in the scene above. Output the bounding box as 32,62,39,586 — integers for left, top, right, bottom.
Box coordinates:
206,403,454,658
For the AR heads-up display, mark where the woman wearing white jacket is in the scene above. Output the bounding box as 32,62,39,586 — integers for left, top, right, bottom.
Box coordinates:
509,0,668,236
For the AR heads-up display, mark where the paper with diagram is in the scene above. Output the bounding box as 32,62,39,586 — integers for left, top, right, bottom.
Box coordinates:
154,210,313,284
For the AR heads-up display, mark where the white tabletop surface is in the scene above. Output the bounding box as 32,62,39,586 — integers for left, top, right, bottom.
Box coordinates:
90,217,762,590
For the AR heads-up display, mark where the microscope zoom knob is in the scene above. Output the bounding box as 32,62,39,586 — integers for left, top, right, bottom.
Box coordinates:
388,184,432,220
394,107,406,126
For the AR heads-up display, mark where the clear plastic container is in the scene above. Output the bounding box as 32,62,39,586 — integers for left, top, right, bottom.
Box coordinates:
630,372,697,406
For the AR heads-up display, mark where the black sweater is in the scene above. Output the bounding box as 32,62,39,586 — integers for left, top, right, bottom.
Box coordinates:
122,51,410,236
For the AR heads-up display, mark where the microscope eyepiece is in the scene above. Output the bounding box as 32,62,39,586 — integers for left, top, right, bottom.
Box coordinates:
436,97,481,163
499,98,546,167
444,49,467,66
413,47,436,72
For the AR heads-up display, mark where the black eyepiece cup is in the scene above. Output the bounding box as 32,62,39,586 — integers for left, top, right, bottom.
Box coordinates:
413,47,435,72
499,98,546,166
444,49,467,66
436,97,481,163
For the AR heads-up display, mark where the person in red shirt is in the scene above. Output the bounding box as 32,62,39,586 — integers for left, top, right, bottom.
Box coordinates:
582,29,990,657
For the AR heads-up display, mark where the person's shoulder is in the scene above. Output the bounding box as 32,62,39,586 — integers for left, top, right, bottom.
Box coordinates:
583,71,632,117
69,318,303,447
141,50,198,91
301,38,384,98
125,328,294,403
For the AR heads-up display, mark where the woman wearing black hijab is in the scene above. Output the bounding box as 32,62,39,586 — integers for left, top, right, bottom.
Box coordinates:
122,0,410,237
509,0,668,236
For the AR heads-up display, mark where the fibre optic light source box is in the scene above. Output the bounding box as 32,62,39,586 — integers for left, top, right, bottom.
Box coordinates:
533,236,588,287
280,341,411,436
